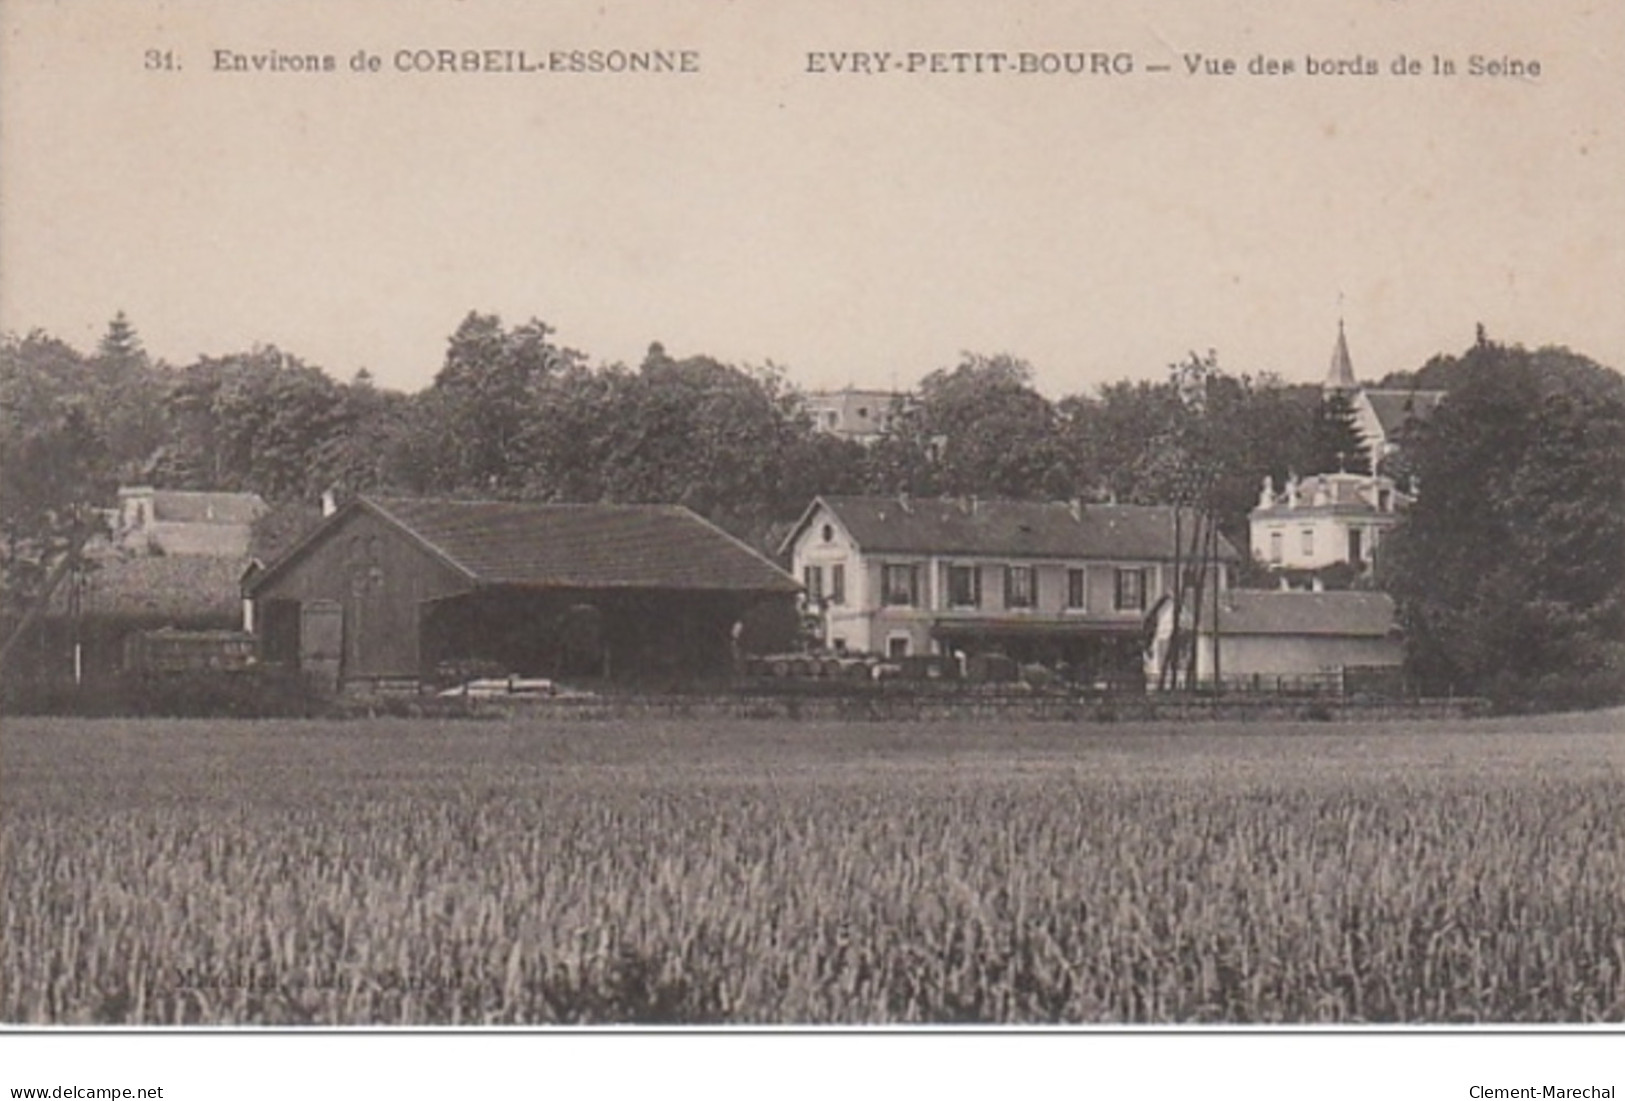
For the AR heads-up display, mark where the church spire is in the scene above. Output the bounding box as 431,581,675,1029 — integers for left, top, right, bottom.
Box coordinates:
1324,316,1358,392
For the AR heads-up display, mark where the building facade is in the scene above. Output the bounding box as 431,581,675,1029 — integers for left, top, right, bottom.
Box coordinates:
1249,471,1411,585
113,486,267,558
782,495,1237,686
800,388,912,443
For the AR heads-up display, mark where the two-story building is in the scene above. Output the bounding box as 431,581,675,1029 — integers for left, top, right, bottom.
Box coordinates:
781,495,1239,686
1249,472,1410,587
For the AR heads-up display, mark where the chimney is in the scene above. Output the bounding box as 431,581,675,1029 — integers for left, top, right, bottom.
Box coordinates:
1068,498,1083,522
321,487,339,517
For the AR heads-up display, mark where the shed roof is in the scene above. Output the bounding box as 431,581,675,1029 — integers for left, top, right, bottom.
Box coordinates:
788,495,1240,561
251,496,798,594
1213,590,1398,637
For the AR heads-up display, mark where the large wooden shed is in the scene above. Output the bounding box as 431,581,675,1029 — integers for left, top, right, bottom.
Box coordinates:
244,496,799,689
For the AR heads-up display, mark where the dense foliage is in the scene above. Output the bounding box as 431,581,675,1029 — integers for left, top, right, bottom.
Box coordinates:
0,315,1346,548
1379,338,1625,708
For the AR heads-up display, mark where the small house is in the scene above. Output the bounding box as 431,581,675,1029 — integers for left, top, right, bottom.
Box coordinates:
1149,589,1404,691
22,488,265,683
35,554,255,682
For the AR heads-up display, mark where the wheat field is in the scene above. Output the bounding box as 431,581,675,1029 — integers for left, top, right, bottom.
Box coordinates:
3,712,1622,1024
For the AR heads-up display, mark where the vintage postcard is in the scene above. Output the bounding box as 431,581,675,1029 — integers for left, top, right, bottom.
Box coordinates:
2,0,1621,1096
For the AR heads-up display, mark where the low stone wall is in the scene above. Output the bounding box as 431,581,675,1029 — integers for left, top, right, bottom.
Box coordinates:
477,691,1490,724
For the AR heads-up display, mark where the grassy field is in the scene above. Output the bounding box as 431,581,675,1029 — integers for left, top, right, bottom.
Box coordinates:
3,710,1622,1025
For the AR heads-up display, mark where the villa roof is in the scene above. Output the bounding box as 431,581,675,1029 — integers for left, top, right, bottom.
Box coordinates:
1251,473,1411,517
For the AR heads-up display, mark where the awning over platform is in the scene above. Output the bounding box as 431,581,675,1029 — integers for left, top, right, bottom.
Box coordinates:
930,616,1146,640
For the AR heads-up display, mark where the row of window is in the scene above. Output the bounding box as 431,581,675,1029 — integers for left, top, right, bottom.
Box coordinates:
1266,530,1315,563
1265,526,1383,564
876,563,1150,612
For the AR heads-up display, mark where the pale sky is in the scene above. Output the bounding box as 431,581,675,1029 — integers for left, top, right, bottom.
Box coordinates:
2,0,1620,397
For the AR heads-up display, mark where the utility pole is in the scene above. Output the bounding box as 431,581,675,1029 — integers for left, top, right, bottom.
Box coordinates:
0,518,97,679
1210,520,1222,693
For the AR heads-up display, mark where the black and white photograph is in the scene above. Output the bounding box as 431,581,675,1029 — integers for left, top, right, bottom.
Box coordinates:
1,0,1621,1094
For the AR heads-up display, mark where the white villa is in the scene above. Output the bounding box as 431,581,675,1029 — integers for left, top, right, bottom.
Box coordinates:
1249,471,1411,585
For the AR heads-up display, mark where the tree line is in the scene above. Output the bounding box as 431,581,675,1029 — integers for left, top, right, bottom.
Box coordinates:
3,310,1620,707
0,312,1371,547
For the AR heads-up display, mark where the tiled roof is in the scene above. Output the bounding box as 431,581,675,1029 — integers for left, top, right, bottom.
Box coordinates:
1251,473,1410,516
53,554,249,622
802,496,1240,561
1214,590,1398,637
1362,389,1445,437
364,497,798,592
